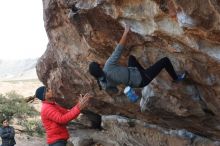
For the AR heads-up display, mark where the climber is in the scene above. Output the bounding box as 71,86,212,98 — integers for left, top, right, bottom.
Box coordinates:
89,25,186,94
35,86,92,146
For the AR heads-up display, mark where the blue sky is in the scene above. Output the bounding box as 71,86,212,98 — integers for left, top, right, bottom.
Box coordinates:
0,0,48,60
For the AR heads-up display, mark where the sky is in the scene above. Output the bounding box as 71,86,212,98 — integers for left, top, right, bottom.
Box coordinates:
0,0,48,60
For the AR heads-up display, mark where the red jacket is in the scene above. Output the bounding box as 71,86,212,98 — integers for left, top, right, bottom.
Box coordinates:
41,101,80,144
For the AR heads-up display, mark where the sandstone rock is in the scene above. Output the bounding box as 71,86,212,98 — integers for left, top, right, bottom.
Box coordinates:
69,115,219,146
37,0,220,142
71,137,94,146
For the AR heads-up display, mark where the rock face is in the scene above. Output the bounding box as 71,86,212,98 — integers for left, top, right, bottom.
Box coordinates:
69,115,220,146
37,0,220,143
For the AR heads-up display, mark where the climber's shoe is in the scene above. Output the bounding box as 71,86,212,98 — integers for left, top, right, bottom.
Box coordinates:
174,71,187,83
72,5,79,13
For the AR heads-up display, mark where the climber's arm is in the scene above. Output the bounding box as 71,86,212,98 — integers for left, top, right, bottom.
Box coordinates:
119,25,130,46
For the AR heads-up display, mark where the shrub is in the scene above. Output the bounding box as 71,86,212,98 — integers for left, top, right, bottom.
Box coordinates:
0,91,44,136
0,91,38,123
19,119,45,137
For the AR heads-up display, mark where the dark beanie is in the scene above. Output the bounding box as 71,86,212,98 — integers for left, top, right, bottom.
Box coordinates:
89,62,104,79
35,86,46,101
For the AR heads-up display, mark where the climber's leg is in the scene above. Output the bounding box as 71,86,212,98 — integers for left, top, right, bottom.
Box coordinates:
145,57,178,80
128,55,145,70
128,55,152,87
141,57,186,86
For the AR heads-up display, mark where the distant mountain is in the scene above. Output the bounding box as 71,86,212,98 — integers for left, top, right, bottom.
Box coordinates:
0,59,38,81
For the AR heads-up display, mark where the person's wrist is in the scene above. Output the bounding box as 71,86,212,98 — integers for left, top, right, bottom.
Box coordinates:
123,33,128,37
124,31,129,34
76,103,81,110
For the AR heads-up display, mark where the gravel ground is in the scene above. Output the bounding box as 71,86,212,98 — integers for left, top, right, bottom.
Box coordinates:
0,134,46,146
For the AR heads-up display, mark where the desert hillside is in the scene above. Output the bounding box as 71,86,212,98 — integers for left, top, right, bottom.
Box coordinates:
0,59,38,81
0,59,42,97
